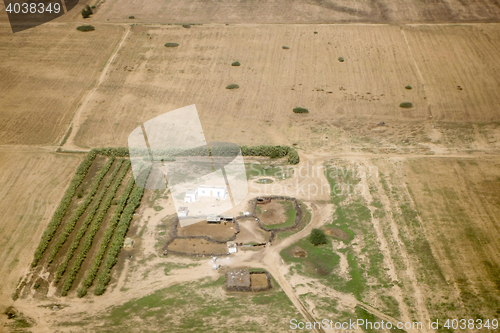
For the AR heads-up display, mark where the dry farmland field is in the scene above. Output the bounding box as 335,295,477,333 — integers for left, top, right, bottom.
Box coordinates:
1,0,500,331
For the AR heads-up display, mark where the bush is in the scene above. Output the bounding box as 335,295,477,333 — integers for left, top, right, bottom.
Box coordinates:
338,57,345,62
310,228,327,246
182,24,191,28
78,176,137,297
226,84,239,89
31,151,97,267
293,107,309,114
164,43,179,47
405,85,412,90
81,5,92,18
399,102,413,108
77,25,95,32
61,162,131,296
129,16,135,19
33,283,40,289
282,46,290,49
231,61,240,67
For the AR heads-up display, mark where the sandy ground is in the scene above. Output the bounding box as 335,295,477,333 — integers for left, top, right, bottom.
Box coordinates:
0,23,122,145
0,148,83,329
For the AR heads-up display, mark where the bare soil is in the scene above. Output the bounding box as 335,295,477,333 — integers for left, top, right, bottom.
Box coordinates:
167,238,228,255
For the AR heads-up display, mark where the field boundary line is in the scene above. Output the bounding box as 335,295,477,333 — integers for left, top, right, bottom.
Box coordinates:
61,24,132,151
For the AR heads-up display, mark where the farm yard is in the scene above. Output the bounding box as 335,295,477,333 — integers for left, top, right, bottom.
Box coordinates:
1,0,500,331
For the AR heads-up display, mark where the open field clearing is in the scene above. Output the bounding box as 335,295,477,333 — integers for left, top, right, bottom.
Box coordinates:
73,24,428,148
91,0,500,24
70,24,500,156
404,24,500,122
372,156,500,322
0,149,83,313
0,23,122,145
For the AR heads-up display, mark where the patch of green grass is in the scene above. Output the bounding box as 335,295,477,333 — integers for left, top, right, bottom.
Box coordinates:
153,205,164,211
281,237,339,276
371,200,383,209
164,42,179,47
162,262,200,275
277,201,311,239
226,84,239,89
399,102,413,108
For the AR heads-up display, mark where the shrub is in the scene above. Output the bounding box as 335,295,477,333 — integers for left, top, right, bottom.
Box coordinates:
81,5,92,18
77,25,95,32
310,228,327,245
231,61,241,67
31,151,97,267
129,16,135,19
226,84,239,89
91,5,96,8
399,102,413,108
293,107,309,114
33,283,40,289
164,42,179,47
338,57,345,62
405,85,412,90
282,46,290,49
182,24,191,28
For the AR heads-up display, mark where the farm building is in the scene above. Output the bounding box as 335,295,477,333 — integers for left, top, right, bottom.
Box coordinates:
184,185,228,203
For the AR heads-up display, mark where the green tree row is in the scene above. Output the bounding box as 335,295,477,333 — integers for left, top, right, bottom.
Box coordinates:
77,175,136,297
61,161,131,296
48,157,116,265
93,145,300,165
54,159,125,283
93,167,151,295
31,151,97,267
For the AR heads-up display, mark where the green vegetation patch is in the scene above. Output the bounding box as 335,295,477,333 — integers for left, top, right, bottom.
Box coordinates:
71,278,299,331
231,61,240,66
164,43,179,47
226,84,239,89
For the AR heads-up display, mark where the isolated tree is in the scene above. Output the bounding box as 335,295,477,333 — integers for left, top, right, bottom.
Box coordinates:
310,228,327,245
81,5,92,18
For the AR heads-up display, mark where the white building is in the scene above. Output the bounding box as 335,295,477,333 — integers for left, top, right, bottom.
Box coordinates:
184,190,198,203
184,185,228,203
197,185,228,200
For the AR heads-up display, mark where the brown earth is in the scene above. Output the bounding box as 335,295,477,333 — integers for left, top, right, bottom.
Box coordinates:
0,148,83,321
256,200,289,226
176,220,237,242
167,238,228,255
0,24,123,145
